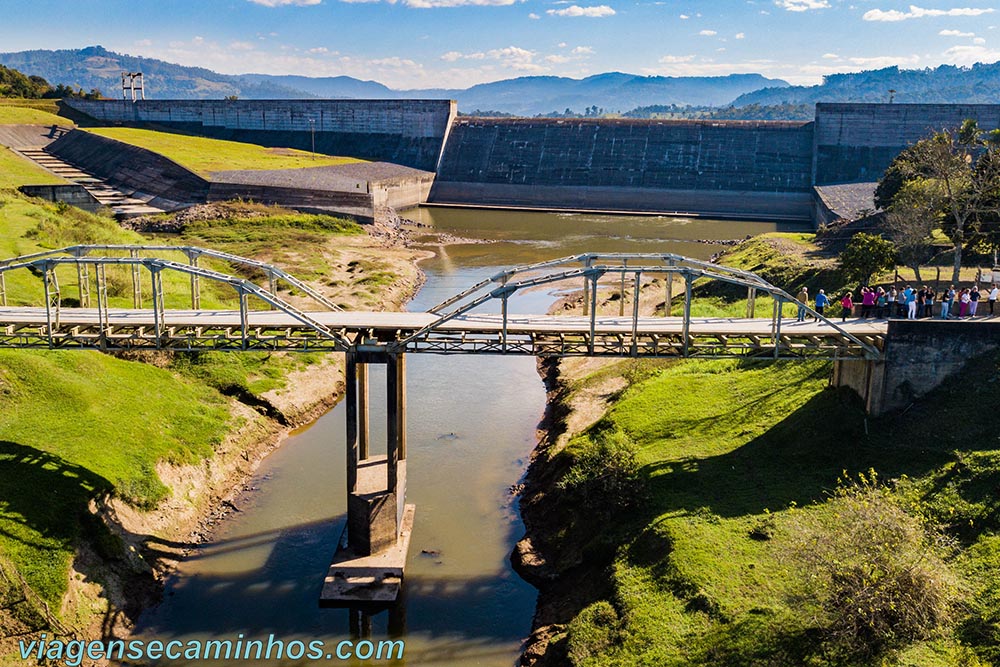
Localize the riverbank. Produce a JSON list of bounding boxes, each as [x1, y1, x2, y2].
[[0, 195, 430, 663], [513, 234, 1000, 666]]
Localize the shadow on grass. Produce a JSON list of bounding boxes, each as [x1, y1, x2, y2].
[[639, 357, 1000, 521], [0, 440, 111, 551]]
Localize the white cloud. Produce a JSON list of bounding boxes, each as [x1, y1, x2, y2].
[[529, 11, 540, 17], [546, 54, 572, 63], [679, 13, 689, 18], [405, 0, 517, 7], [863, 5, 995, 22], [658, 54, 696, 63], [974, 37, 987, 44], [735, 32, 746, 39], [846, 54, 921, 67], [230, 41, 256, 51], [939, 29, 975, 36], [822, 52, 840, 59], [942, 43, 1000, 63], [247, 0, 321, 6], [440, 51, 463, 61], [699, 29, 717, 35], [775, 0, 830, 11], [572, 46, 594, 54], [546, 4, 616, 16]]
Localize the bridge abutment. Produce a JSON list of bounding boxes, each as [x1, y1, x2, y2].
[[832, 320, 1000, 416]]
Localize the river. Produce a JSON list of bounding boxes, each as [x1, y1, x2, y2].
[[133, 208, 804, 665]]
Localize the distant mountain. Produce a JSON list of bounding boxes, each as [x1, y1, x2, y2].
[[240, 73, 396, 99], [0, 46, 788, 115], [732, 62, 1000, 107], [405, 72, 790, 116], [0, 46, 309, 100]]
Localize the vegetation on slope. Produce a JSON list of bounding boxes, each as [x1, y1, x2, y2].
[[529, 233, 1000, 666], [86, 127, 364, 175], [0, 192, 388, 656], [0, 146, 64, 187]]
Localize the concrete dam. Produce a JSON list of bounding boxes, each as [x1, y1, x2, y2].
[[62, 99, 1000, 224]]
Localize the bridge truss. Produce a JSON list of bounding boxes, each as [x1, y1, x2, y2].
[[0, 246, 885, 359]]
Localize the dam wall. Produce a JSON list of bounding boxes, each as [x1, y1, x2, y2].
[[58, 100, 1000, 223], [431, 117, 815, 220], [46, 129, 398, 223], [814, 103, 1000, 185], [63, 99, 457, 172]]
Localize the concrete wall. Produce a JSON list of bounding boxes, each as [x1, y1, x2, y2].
[[814, 103, 1000, 185], [18, 184, 101, 212], [833, 320, 1000, 415], [47, 130, 209, 209], [64, 99, 457, 172], [431, 117, 815, 220]]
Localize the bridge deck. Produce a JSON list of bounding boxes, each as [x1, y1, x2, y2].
[[0, 307, 887, 358]]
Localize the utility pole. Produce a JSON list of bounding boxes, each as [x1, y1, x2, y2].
[[309, 118, 316, 159]]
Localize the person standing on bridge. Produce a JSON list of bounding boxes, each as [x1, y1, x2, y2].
[[904, 285, 917, 319], [970, 285, 981, 317], [796, 286, 809, 322], [946, 285, 957, 318], [895, 287, 906, 318], [876, 287, 887, 319], [840, 292, 854, 322], [815, 289, 828, 318], [959, 289, 971, 318], [939, 287, 951, 319], [990, 284, 999, 316]]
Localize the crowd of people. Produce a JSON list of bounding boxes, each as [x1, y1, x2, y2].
[[793, 284, 1000, 321]]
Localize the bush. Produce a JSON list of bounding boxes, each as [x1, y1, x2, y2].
[[784, 472, 960, 662], [558, 428, 644, 517], [566, 600, 622, 665]]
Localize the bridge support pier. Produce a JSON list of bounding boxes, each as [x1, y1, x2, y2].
[[321, 350, 414, 607]]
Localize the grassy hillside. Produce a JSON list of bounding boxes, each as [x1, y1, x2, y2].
[[86, 127, 364, 175], [533, 234, 1000, 666], [0, 193, 376, 654], [0, 101, 65, 126], [0, 146, 64, 187]]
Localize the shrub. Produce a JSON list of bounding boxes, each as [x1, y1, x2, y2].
[[566, 600, 622, 665], [558, 428, 644, 516], [784, 472, 960, 662]]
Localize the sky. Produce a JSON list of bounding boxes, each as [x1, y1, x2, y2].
[[1, 0, 999, 89]]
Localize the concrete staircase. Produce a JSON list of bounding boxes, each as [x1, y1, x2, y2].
[[15, 145, 167, 217]]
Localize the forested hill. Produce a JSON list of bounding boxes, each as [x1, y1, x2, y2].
[[732, 62, 1000, 107]]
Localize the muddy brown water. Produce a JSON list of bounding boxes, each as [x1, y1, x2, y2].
[[133, 208, 804, 665]]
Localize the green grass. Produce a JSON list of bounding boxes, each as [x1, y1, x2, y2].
[[0, 146, 65, 188], [0, 101, 66, 126], [556, 355, 1000, 666], [86, 127, 365, 175], [547, 234, 1000, 666], [0, 192, 385, 634]]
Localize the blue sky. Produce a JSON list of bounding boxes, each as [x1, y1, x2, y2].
[[1, 0, 998, 89]]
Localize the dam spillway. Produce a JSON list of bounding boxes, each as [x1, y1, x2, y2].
[[61, 99, 1000, 224]]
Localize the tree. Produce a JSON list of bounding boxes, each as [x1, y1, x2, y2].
[[840, 232, 896, 286], [883, 183, 939, 283], [876, 120, 1000, 283]]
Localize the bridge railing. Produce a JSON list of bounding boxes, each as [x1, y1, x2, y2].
[[402, 253, 881, 359], [0, 246, 349, 350], [0, 244, 341, 312]]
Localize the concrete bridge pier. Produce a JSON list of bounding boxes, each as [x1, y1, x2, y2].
[[320, 350, 415, 607]]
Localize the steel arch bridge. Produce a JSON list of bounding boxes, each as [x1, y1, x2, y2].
[[0, 245, 886, 360]]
